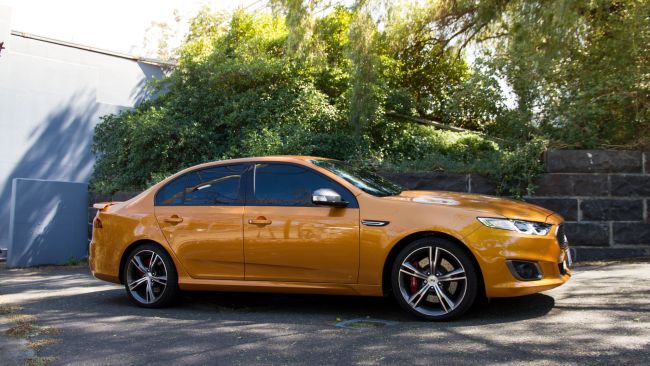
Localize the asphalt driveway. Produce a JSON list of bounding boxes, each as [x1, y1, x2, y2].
[[1, 261, 649, 365]]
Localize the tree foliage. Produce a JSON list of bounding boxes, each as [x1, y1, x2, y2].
[[91, 0, 646, 195], [434, 0, 650, 147], [504, 0, 650, 148]]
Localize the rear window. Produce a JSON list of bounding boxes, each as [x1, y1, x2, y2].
[[155, 164, 246, 206]]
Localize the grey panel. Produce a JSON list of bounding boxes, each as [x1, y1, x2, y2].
[[8, 178, 88, 267]]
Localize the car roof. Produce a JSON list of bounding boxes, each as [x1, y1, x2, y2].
[[143, 155, 365, 199], [215, 155, 333, 163], [167, 156, 335, 178]]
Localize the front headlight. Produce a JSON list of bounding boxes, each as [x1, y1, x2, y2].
[[477, 217, 552, 236]]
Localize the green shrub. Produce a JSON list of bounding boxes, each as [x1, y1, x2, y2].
[[487, 140, 547, 197], [90, 7, 547, 197], [378, 125, 546, 197]]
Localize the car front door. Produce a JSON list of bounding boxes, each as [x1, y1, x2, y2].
[[155, 163, 248, 280], [243, 162, 360, 284]]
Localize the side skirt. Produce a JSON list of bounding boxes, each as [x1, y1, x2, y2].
[[178, 278, 382, 297]]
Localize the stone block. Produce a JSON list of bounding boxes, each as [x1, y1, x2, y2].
[[545, 150, 642, 173], [580, 199, 643, 221], [89, 192, 111, 204], [469, 174, 496, 195], [379, 172, 468, 192], [88, 207, 99, 224], [535, 174, 608, 196], [573, 247, 650, 262], [524, 198, 578, 221], [564, 222, 609, 246], [613, 223, 650, 245], [610, 175, 650, 197]]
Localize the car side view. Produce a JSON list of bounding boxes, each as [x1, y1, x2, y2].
[[89, 156, 571, 320]]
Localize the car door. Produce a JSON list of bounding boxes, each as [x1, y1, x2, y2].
[[154, 163, 248, 280], [243, 162, 360, 284]]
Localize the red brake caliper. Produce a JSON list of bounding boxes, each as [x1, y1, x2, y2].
[[409, 261, 420, 294]]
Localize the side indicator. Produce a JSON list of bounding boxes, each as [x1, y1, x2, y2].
[[361, 220, 389, 227]]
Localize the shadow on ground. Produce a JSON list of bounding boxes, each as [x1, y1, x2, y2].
[[1, 264, 649, 365], [175, 290, 555, 325]]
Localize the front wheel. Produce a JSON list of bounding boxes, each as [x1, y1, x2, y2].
[[124, 243, 179, 308], [391, 238, 478, 320]]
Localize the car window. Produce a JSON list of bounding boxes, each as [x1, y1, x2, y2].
[[253, 163, 357, 207], [310, 159, 403, 197], [155, 175, 187, 205], [155, 164, 246, 206], [184, 165, 245, 205]]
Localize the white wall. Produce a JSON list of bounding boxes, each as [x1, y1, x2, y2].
[[0, 5, 164, 247]]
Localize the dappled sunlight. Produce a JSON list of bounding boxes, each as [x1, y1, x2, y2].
[[0, 263, 648, 364], [0, 284, 119, 304]]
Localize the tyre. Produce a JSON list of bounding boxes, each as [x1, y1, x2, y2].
[[123, 243, 179, 308], [391, 237, 478, 320]]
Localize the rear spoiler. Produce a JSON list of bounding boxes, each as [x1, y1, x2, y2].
[[93, 202, 121, 211]]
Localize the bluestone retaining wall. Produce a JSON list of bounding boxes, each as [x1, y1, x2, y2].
[[383, 150, 650, 261], [89, 150, 650, 262]]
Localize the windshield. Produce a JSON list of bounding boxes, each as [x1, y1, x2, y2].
[[310, 159, 404, 197]]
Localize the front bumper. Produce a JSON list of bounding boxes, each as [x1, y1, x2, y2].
[[465, 219, 572, 298]]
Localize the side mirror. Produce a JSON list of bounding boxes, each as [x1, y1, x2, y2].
[[312, 188, 349, 208]]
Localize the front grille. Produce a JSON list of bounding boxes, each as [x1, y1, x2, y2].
[[556, 224, 568, 249]]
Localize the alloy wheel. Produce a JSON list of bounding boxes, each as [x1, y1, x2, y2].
[[397, 246, 468, 317], [126, 250, 168, 304]]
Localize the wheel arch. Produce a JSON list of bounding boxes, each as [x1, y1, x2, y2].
[[118, 239, 175, 284], [381, 231, 486, 299]]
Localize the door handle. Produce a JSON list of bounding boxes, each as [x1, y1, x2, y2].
[[248, 217, 272, 226], [164, 215, 184, 224]]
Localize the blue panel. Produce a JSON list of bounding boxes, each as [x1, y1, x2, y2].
[[8, 178, 88, 267]]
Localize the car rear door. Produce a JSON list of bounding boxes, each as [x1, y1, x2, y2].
[[154, 163, 249, 280], [243, 162, 360, 284]]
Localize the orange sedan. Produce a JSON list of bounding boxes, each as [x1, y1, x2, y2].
[[89, 156, 571, 320]]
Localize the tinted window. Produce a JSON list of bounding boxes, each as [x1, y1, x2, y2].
[[155, 175, 187, 205], [310, 159, 403, 197], [253, 163, 357, 207], [155, 164, 245, 206]]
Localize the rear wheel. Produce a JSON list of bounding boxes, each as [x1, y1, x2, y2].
[[124, 243, 178, 308], [391, 238, 478, 320]]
